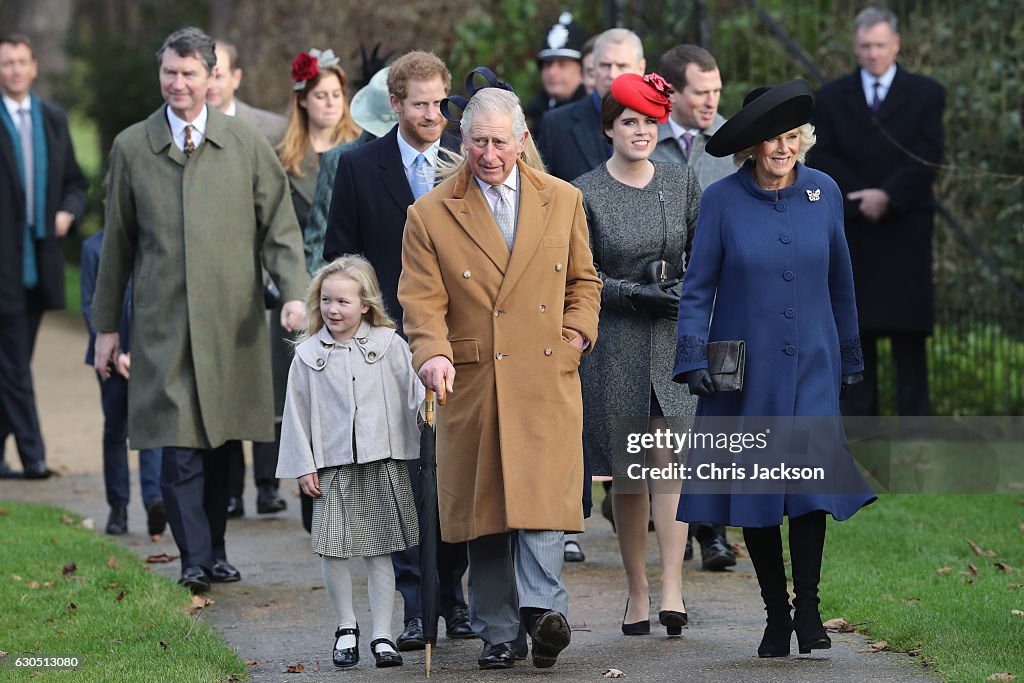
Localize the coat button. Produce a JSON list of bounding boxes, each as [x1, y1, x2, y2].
[[784, 307, 795, 318], [367, 351, 377, 360], [544, 348, 552, 356], [539, 304, 546, 313], [495, 353, 504, 360], [780, 233, 792, 244], [463, 270, 471, 278], [315, 358, 325, 368], [784, 345, 796, 355], [357, 338, 366, 345], [775, 202, 787, 212], [494, 310, 501, 317], [555, 263, 563, 272], [783, 270, 794, 281]]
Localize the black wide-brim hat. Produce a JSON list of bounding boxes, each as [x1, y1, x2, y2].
[[705, 79, 814, 158]]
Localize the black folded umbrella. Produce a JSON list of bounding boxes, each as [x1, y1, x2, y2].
[[417, 389, 440, 677]]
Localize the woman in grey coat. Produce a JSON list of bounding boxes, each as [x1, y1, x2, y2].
[[573, 73, 700, 637]]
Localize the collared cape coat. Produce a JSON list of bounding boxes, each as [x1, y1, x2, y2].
[[91, 106, 308, 451], [398, 160, 602, 543]]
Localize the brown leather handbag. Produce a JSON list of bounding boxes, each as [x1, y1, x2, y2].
[[707, 340, 745, 392]]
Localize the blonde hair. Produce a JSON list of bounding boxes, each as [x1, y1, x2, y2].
[[279, 64, 362, 176], [733, 122, 816, 166], [303, 255, 395, 339]]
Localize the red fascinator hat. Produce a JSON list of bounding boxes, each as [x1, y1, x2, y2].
[[610, 73, 673, 123]]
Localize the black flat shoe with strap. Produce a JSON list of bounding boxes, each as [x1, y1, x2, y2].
[[333, 626, 359, 668], [370, 638, 403, 668]]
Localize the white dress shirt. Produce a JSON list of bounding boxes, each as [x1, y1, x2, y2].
[[475, 165, 520, 226], [165, 104, 209, 152], [396, 128, 442, 189], [860, 64, 897, 108]]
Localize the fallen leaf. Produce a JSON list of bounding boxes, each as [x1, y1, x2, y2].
[[986, 674, 1016, 681], [823, 618, 848, 631], [1012, 610, 1024, 617], [900, 597, 920, 605], [28, 580, 40, 588], [1019, 523, 1024, 531], [882, 593, 896, 601], [0, 507, 8, 515], [908, 649, 921, 657], [936, 567, 953, 575], [81, 518, 94, 530], [285, 664, 305, 673], [11, 574, 21, 581], [145, 553, 179, 564], [603, 669, 625, 679], [187, 595, 213, 614], [62, 562, 77, 576], [114, 591, 126, 602], [109, 582, 119, 589], [0, 650, 7, 658], [42, 581, 55, 588], [60, 515, 75, 525], [244, 659, 263, 666], [159, 641, 169, 651], [967, 539, 997, 557], [1008, 584, 1024, 589], [996, 562, 1014, 573], [856, 640, 888, 653], [66, 602, 77, 611], [968, 563, 980, 576], [107, 555, 119, 569]]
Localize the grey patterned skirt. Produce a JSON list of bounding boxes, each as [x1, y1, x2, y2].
[[311, 459, 420, 558]]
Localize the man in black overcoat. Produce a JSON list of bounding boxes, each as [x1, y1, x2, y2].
[[322, 49, 473, 651], [808, 7, 945, 416], [0, 34, 87, 479]]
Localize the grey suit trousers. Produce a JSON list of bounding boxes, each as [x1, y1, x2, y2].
[[466, 530, 567, 645]]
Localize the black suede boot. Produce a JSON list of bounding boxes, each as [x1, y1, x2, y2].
[[743, 525, 792, 658], [789, 511, 831, 654]]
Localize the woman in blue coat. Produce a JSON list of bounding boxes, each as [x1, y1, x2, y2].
[[672, 80, 875, 658]]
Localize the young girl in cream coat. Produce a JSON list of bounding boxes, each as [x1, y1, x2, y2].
[[277, 255, 422, 669]]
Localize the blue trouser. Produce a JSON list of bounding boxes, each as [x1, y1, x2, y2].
[[392, 458, 469, 622], [161, 445, 231, 571], [96, 372, 162, 508]]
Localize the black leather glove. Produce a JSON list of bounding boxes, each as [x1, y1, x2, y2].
[[628, 282, 679, 320], [839, 372, 863, 400], [680, 368, 717, 397]]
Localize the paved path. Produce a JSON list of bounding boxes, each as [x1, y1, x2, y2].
[[1, 314, 938, 682]]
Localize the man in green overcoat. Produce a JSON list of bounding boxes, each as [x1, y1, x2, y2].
[[91, 27, 308, 594]]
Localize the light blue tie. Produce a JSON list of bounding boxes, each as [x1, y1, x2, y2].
[[411, 153, 432, 200], [19, 109, 33, 225]]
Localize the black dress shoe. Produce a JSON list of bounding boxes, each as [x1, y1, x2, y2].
[[370, 638, 403, 667], [105, 506, 128, 535], [529, 610, 571, 668], [178, 566, 211, 594], [700, 537, 738, 571], [397, 617, 425, 651], [793, 605, 831, 654], [658, 610, 688, 636], [333, 626, 359, 668], [256, 484, 287, 514], [477, 641, 515, 669], [209, 559, 241, 583], [22, 463, 52, 480], [445, 605, 476, 639], [684, 535, 694, 561], [226, 496, 244, 518], [146, 499, 166, 536], [758, 608, 793, 658], [0, 461, 23, 479], [563, 539, 585, 562]]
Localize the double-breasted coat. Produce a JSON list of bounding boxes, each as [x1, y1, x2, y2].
[[398, 160, 602, 543], [808, 66, 945, 333], [673, 163, 875, 526], [91, 106, 308, 451]]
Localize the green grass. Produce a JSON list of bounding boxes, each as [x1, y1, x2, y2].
[[0, 501, 246, 682], [818, 494, 1024, 682]]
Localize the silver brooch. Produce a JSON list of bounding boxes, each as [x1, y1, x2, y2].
[[806, 188, 821, 202]]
